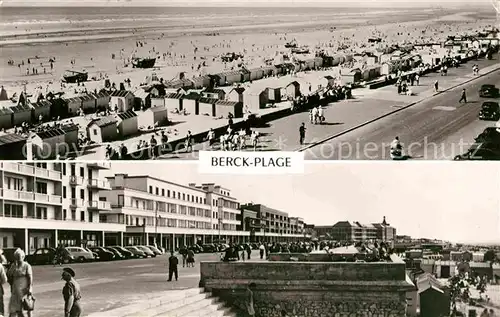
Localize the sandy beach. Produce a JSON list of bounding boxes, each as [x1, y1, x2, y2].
[[0, 7, 495, 98]]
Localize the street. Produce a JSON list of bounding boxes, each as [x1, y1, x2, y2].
[[2, 253, 223, 317], [158, 57, 500, 160]]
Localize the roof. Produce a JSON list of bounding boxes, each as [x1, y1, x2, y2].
[[88, 116, 117, 128], [110, 90, 134, 98], [198, 97, 218, 104], [60, 123, 79, 133], [229, 87, 245, 94], [417, 274, 445, 294], [95, 91, 110, 98], [36, 128, 66, 139], [215, 100, 241, 107], [133, 89, 150, 100], [165, 93, 184, 99], [216, 70, 242, 77], [116, 110, 137, 120], [10, 103, 32, 113], [148, 106, 168, 113], [191, 75, 211, 82], [203, 88, 226, 94], [470, 262, 491, 268], [0, 133, 26, 146], [32, 100, 51, 109], [183, 92, 200, 100], [0, 107, 14, 116], [287, 81, 300, 87]]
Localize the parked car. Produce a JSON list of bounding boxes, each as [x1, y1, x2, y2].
[[25, 247, 70, 265], [105, 247, 126, 260], [146, 245, 163, 256], [454, 143, 500, 160], [84, 248, 99, 261], [109, 246, 135, 259], [201, 244, 217, 253], [475, 127, 500, 143], [136, 246, 156, 257], [66, 247, 95, 262], [124, 246, 147, 258], [90, 247, 115, 261], [189, 245, 203, 253], [479, 102, 500, 121], [479, 84, 499, 98]]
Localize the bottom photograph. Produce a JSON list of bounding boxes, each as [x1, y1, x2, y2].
[[0, 162, 499, 317]]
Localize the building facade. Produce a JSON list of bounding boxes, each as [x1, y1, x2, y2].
[[0, 162, 119, 253], [315, 217, 396, 242]]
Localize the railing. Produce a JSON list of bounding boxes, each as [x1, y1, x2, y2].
[[88, 179, 111, 189], [88, 200, 111, 210], [2, 162, 35, 175], [69, 175, 84, 186], [35, 192, 63, 204], [2, 189, 62, 204], [70, 199, 85, 208], [35, 168, 62, 180], [88, 162, 111, 169]]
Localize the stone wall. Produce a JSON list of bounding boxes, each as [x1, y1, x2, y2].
[[200, 260, 415, 317]]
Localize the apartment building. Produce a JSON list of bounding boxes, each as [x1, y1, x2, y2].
[[0, 162, 120, 254], [100, 175, 247, 250], [239, 203, 307, 242], [315, 217, 396, 242]]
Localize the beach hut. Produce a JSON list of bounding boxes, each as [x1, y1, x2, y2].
[[80, 94, 97, 113], [0, 133, 27, 160], [64, 97, 82, 115], [361, 66, 381, 81], [115, 110, 138, 137], [324, 76, 335, 87], [11, 103, 33, 127], [95, 91, 110, 110], [87, 116, 118, 144], [198, 97, 218, 117], [417, 274, 450, 317], [138, 106, 169, 128], [213, 70, 243, 86], [31, 100, 51, 122], [190, 75, 212, 89], [133, 89, 151, 110], [341, 68, 362, 84], [32, 128, 67, 159], [164, 93, 184, 111], [286, 81, 301, 99], [150, 98, 165, 108], [226, 87, 245, 103], [166, 78, 194, 90], [215, 100, 243, 119], [244, 88, 269, 112], [240, 68, 251, 82], [202, 88, 226, 100], [247, 67, 265, 81], [110, 90, 135, 112], [182, 92, 200, 115], [381, 62, 396, 75], [0, 107, 14, 130], [60, 123, 79, 152], [275, 63, 296, 76], [261, 66, 279, 77], [266, 87, 282, 103]]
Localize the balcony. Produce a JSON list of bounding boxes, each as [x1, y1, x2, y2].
[[0, 162, 62, 180], [88, 200, 112, 211], [2, 189, 62, 205], [69, 175, 84, 186], [70, 199, 85, 208], [88, 162, 111, 170], [88, 179, 111, 190], [0, 215, 125, 231]]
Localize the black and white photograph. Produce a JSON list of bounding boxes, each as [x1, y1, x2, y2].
[[0, 162, 499, 316], [2, 0, 500, 160]]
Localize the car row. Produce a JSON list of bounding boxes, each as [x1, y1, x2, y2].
[[1, 245, 165, 266]]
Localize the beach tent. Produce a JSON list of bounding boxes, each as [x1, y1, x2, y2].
[[86, 116, 118, 144], [64, 97, 82, 115], [80, 94, 98, 113], [138, 106, 168, 128], [266, 87, 282, 103], [417, 274, 449, 317], [0, 133, 27, 160], [226, 87, 245, 103], [212, 70, 243, 86], [0, 86, 8, 101], [239, 68, 251, 83], [215, 100, 243, 119], [115, 110, 138, 137], [341, 69, 362, 84], [164, 93, 184, 111]]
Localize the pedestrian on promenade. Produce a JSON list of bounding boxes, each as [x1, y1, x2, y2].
[[206, 128, 215, 149], [415, 74, 420, 86], [434, 80, 439, 92], [459, 89, 467, 103], [245, 244, 252, 260], [299, 123, 306, 145], [0, 253, 7, 317], [244, 283, 256, 317], [62, 268, 82, 317], [259, 244, 265, 259], [185, 131, 193, 153], [179, 246, 188, 267], [186, 249, 195, 268], [7, 249, 33, 317], [167, 251, 178, 282]]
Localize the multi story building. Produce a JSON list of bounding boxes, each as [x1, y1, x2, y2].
[[315, 217, 396, 242], [239, 203, 307, 242], [0, 162, 120, 253], [100, 175, 247, 249]]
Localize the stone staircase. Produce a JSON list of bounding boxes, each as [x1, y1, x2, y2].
[[87, 288, 237, 317]]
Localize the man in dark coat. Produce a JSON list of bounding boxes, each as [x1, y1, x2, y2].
[[168, 251, 179, 282]]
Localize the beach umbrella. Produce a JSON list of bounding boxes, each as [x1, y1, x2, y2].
[[0, 86, 8, 101]]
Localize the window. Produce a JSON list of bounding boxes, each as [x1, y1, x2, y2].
[[187, 194, 190, 201], [80, 167, 84, 177], [149, 186, 153, 194], [88, 212, 93, 222], [80, 211, 85, 221], [167, 190, 170, 197], [36, 182, 47, 194], [35, 207, 47, 219], [182, 193, 185, 200], [118, 195, 124, 207], [63, 186, 67, 199], [63, 209, 67, 220], [155, 187, 159, 195], [62, 164, 66, 175], [93, 129, 98, 136], [80, 189, 84, 199], [173, 191, 176, 199], [71, 210, 76, 220], [6, 177, 23, 191], [5, 204, 23, 218], [71, 187, 76, 199], [162, 189, 165, 196]]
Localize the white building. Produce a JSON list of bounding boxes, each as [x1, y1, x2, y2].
[[100, 175, 246, 249], [0, 162, 121, 254]]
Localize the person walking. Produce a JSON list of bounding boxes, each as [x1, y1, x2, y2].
[[179, 246, 188, 268], [299, 123, 306, 145], [434, 80, 438, 92], [459, 88, 467, 103], [185, 131, 193, 153], [0, 255, 7, 317], [7, 249, 33, 317], [245, 283, 256, 317], [259, 243, 265, 259], [167, 251, 178, 282], [245, 244, 252, 260], [186, 249, 195, 268], [62, 268, 82, 317]]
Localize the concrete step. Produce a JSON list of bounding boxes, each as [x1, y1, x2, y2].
[[152, 295, 221, 317], [140, 292, 213, 317], [207, 306, 238, 317]]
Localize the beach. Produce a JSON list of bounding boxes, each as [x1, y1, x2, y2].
[[0, 6, 495, 96]]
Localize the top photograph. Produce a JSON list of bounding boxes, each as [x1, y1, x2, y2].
[[0, 0, 499, 161]]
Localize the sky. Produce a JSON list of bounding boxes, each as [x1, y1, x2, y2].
[[102, 162, 500, 244], [1, 0, 493, 6]]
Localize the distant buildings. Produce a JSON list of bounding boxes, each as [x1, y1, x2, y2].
[[314, 216, 396, 242]]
